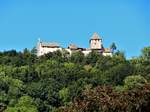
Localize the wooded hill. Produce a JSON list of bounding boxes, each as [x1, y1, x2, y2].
[[0, 47, 150, 112]]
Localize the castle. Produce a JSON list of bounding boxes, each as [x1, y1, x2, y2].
[[37, 33, 112, 56]]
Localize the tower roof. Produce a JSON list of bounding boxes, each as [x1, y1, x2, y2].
[[91, 32, 102, 40], [68, 44, 78, 50]]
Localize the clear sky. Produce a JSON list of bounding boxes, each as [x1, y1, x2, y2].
[[0, 0, 149, 58]]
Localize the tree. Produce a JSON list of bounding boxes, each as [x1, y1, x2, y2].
[[95, 56, 112, 71], [59, 87, 70, 105], [123, 75, 147, 90], [1, 46, 150, 112], [85, 51, 102, 66], [70, 51, 85, 64], [31, 47, 37, 55], [0, 72, 23, 98], [142, 46, 150, 60], [61, 84, 150, 112], [5, 96, 38, 112], [110, 42, 117, 53]]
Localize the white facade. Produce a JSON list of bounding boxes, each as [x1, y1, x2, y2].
[[37, 42, 62, 56], [37, 33, 113, 57], [82, 50, 92, 56]]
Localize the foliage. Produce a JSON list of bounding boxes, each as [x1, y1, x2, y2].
[[61, 84, 150, 112], [142, 46, 150, 60], [4, 96, 38, 112], [0, 46, 150, 112]]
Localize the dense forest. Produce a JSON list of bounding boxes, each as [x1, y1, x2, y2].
[[0, 46, 150, 112]]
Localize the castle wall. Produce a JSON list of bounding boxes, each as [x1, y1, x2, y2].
[[36, 33, 112, 57], [37, 43, 62, 56]]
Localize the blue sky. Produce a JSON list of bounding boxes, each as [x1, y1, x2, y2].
[[0, 0, 149, 58]]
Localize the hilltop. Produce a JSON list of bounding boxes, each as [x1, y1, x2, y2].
[[0, 46, 150, 112]]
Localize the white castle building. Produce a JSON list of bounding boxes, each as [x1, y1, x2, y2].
[[37, 33, 112, 57]]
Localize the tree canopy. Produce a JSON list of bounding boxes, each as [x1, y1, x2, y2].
[[0, 46, 150, 112]]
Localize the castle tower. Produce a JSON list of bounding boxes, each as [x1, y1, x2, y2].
[[90, 32, 103, 49]]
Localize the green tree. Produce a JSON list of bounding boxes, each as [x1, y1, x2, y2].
[[5, 96, 38, 112], [59, 87, 70, 105], [31, 47, 37, 55], [85, 51, 101, 66], [142, 46, 150, 60], [70, 51, 85, 64], [123, 75, 147, 90]]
